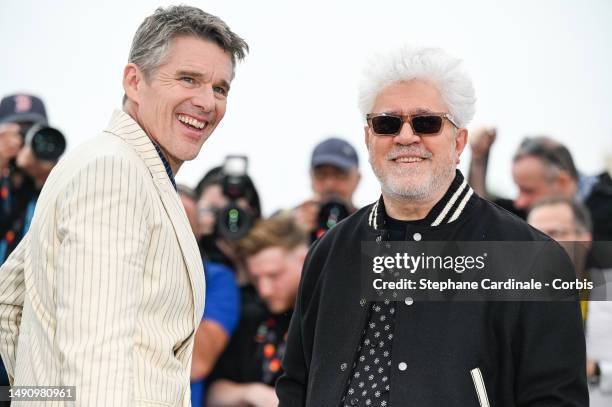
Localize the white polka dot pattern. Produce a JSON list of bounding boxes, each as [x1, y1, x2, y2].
[[341, 300, 396, 406]]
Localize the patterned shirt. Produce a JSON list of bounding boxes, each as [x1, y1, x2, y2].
[[152, 141, 177, 191]]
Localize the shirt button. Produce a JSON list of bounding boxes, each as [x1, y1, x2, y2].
[[413, 232, 422, 241], [404, 296, 414, 306], [350, 398, 359, 406], [340, 362, 348, 371], [359, 298, 367, 307], [398, 362, 408, 371]]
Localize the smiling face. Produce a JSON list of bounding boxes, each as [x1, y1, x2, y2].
[[123, 35, 233, 173], [365, 80, 467, 202]]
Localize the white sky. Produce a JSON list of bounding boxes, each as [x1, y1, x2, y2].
[[2, 0, 611, 214]]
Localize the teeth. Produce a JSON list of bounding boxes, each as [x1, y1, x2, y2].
[[395, 157, 423, 163], [177, 114, 205, 130]]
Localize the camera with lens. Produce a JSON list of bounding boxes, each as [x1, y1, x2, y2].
[[20, 123, 66, 161], [312, 196, 351, 240], [213, 155, 254, 241]]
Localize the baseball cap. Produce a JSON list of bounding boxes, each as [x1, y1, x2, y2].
[[311, 137, 359, 171], [0, 94, 48, 125]]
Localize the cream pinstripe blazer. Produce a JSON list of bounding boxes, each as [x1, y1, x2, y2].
[[0, 110, 205, 406]]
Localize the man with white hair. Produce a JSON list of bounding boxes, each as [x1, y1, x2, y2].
[[276, 47, 588, 406]]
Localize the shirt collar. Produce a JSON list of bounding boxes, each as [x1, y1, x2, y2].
[[151, 141, 177, 191], [368, 170, 475, 231]]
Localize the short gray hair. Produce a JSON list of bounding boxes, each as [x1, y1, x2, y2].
[[358, 46, 476, 128], [129, 5, 248, 80], [513, 136, 579, 183], [530, 196, 592, 234]]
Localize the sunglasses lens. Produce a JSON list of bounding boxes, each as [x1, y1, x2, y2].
[[371, 116, 402, 135], [412, 115, 443, 134]]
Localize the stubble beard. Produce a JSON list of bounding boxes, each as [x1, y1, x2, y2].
[[369, 143, 456, 202]]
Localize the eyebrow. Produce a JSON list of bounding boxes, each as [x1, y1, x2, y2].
[[176, 70, 231, 92], [176, 70, 204, 79], [218, 79, 231, 92], [412, 108, 435, 114], [383, 107, 436, 115]]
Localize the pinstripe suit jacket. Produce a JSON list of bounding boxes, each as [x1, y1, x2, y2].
[[0, 110, 205, 406]]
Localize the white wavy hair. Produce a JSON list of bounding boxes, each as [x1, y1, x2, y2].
[[358, 46, 476, 128]]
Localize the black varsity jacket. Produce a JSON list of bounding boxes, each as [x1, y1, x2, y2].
[[276, 171, 588, 406]]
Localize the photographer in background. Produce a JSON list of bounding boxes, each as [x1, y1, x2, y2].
[[293, 137, 361, 241], [0, 93, 65, 264], [207, 215, 307, 407], [0, 93, 65, 390], [195, 157, 262, 287], [192, 159, 262, 406], [468, 128, 598, 218]]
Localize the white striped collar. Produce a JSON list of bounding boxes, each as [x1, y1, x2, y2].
[[368, 170, 475, 230]]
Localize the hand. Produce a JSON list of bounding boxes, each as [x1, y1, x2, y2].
[[0, 123, 22, 165], [196, 184, 230, 236], [587, 359, 596, 378], [244, 383, 279, 407], [197, 206, 216, 236], [469, 126, 496, 158], [293, 199, 319, 234]]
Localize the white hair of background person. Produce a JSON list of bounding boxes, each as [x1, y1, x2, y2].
[[358, 46, 476, 128]]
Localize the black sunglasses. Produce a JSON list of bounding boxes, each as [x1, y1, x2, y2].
[[366, 112, 459, 136]]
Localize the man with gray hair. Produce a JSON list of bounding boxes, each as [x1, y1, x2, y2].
[[468, 130, 594, 219], [0, 5, 247, 406], [528, 196, 612, 407], [277, 46, 587, 406]]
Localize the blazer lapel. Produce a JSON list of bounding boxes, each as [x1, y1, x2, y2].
[[103, 110, 205, 326], [154, 182, 205, 326]]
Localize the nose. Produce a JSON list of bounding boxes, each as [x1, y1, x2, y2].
[[514, 193, 530, 210], [393, 120, 421, 145], [321, 176, 338, 193], [192, 85, 216, 113], [257, 279, 274, 299]]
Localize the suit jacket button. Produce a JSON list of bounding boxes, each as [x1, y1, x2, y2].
[[398, 362, 408, 371], [404, 296, 414, 306], [413, 232, 422, 241], [350, 397, 359, 405], [340, 362, 348, 371], [359, 298, 367, 307]]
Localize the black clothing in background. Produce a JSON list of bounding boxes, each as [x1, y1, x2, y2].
[[585, 171, 612, 242], [209, 299, 292, 387]]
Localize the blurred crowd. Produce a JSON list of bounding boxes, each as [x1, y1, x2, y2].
[[1, 92, 611, 406]]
